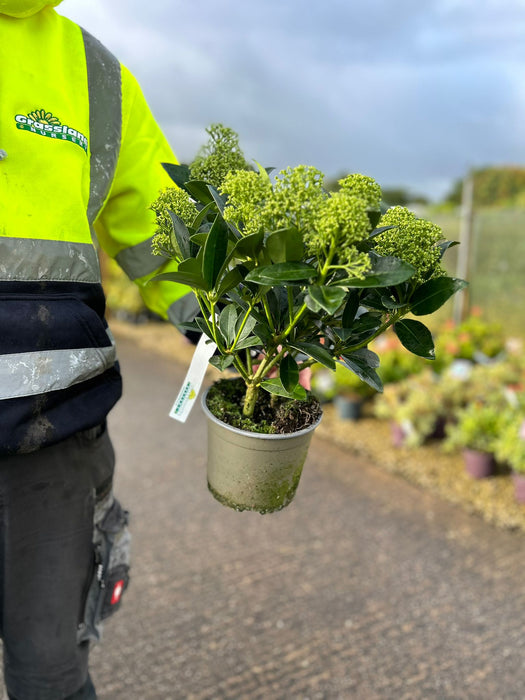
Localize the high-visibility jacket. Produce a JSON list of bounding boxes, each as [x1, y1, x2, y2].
[[0, 2, 195, 455]]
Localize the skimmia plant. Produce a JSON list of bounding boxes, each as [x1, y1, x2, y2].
[[151, 125, 466, 422]]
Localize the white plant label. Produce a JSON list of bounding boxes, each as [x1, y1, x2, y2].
[[169, 334, 217, 423]]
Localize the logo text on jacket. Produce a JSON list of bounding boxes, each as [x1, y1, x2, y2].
[[14, 110, 88, 153]]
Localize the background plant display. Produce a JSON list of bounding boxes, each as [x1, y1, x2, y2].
[[151, 124, 466, 431]]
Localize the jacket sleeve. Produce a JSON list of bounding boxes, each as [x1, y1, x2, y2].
[[93, 65, 199, 328]]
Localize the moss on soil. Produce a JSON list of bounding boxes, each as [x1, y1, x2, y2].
[[206, 377, 322, 434]]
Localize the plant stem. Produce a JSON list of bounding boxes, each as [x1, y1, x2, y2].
[[243, 382, 259, 418]]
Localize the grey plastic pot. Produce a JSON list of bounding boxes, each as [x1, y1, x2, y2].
[[201, 386, 322, 514]]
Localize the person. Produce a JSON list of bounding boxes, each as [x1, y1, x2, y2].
[[0, 2, 195, 698]]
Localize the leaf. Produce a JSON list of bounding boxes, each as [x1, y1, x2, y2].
[[150, 269, 208, 291], [266, 228, 304, 263], [216, 266, 244, 297], [437, 240, 460, 260], [341, 292, 359, 328], [280, 354, 300, 393], [337, 256, 416, 288], [236, 313, 257, 340], [394, 319, 435, 359], [245, 262, 316, 285], [209, 354, 235, 371], [367, 209, 381, 230], [202, 215, 229, 289], [341, 349, 383, 393], [261, 377, 307, 400], [369, 225, 395, 239], [288, 341, 336, 371], [195, 316, 214, 339], [191, 201, 215, 232], [189, 233, 208, 247], [219, 305, 238, 345], [207, 184, 228, 214], [234, 335, 262, 351], [168, 211, 191, 259], [266, 287, 288, 327], [410, 277, 468, 316], [339, 312, 382, 343], [185, 180, 214, 205], [232, 231, 265, 259], [306, 285, 346, 314], [162, 162, 190, 188]]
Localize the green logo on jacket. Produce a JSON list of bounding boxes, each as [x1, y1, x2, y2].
[[14, 109, 88, 153]]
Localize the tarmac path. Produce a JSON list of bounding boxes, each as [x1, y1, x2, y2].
[[12, 335, 525, 699]]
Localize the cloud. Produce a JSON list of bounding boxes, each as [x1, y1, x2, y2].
[[60, 0, 525, 199]]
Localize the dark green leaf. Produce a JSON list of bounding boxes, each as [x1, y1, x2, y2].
[[306, 285, 346, 314], [185, 180, 214, 204], [191, 201, 215, 232], [280, 354, 300, 393], [234, 335, 262, 351], [209, 354, 235, 371], [207, 185, 228, 214], [195, 316, 214, 339], [394, 319, 435, 359], [341, 349, 383, 393], [168, 211, 191, 259], [219, 305, 238, 345], [410, 277, 468, 316], [261, 377, 307, 400], [232, 232, 265, 259], [189, 233, 208, 246], [266, 228, 304, 263], [162, 162, 190, 188], [339, 312, 382, 343], [236, 313, 257, 340], [367, 209, 381, 229], [202, 216, 229, 289], [437, 240, 460, 260], [337, 256, 416, 288], [288, 341, 336, 370], [216, 266, 244, 297], [369, 225, 395, 239], [342, 292, 360, 328], [266, 287, 288, 328], [245, 262, 316, 285], [150, 269, 208, 291]]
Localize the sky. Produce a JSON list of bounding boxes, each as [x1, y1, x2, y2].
[[59, 0, 525, 202]]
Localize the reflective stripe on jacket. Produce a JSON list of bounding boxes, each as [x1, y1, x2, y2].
[[0, 8, 194, 454]]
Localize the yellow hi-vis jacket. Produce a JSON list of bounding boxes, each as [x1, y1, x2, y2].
[[0, 2, 195, 454]]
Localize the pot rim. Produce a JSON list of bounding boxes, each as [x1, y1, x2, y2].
[[201, 384, 323, 441]]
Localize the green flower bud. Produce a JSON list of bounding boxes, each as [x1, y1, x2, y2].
[[374, 206, 444, 283]]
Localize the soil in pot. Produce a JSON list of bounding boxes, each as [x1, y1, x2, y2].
[[205, 377, 322, 434]]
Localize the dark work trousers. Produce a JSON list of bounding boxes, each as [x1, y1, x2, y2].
[[0, 424, 115, 700]]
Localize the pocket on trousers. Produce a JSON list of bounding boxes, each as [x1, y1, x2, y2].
[[77, 491, 131, 644]]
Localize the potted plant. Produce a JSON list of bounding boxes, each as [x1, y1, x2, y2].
[[444, 401, 505, 478], [150, 124, 466, 513], [374, 369, 447, 447], [494, 408, 525, 503], [332, 363, 377, 420]]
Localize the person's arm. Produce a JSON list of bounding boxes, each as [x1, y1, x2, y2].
[[94, 65, 199, 330]]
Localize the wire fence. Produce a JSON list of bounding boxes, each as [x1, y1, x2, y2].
[[431, 207, 525, 336]]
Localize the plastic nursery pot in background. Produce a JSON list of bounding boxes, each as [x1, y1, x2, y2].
[[201, 387, 322, 514], [463, 448, 495, 479], [512, 473, 525, 504], [334, 395, 363, 421]]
